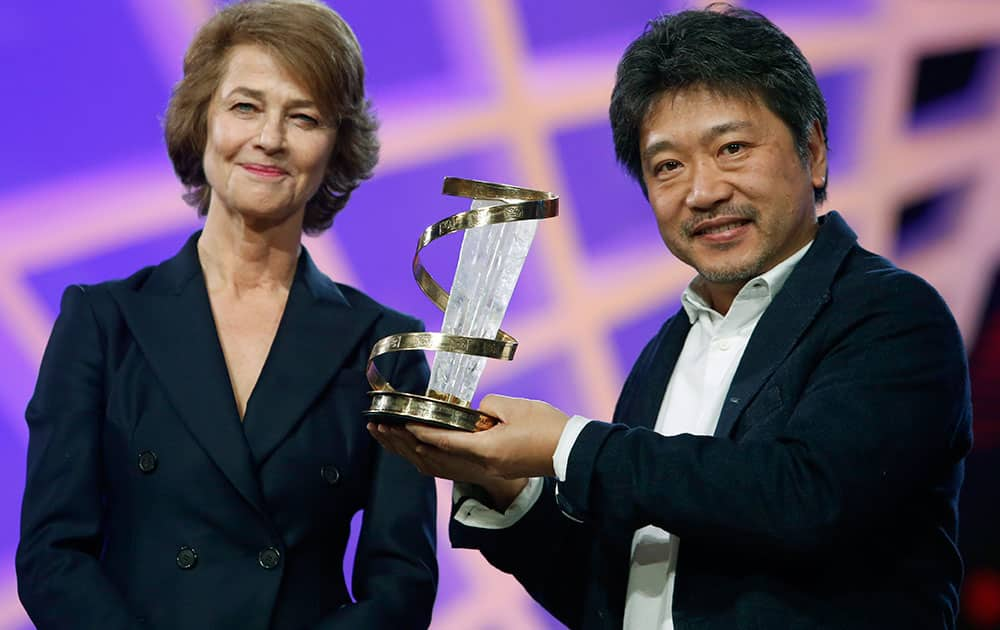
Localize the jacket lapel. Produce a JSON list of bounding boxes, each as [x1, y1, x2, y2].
[[241, 248, 380, 466], [713, 211, 857, 438], [627, 313, 692, 430], [111, 232, 268, 515]]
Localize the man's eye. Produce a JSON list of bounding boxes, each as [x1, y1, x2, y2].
[[723, 143, 744, 155], [658, 160, 681, 173]]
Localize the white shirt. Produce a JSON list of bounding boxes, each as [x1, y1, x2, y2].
[[455, 240, 813, 628]]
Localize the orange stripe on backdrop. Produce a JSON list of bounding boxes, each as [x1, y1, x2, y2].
[[1, 0, 999, 628], [0, 572, 26, 629]]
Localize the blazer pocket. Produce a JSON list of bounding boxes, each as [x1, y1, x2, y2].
[[755, 384, 783, 417], [737, 385, 785, 439]]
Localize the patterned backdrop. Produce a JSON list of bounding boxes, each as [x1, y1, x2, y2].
[[1, 0, 998, 628]]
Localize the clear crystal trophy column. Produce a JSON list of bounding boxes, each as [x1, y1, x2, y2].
[[427, 201, 537, 406], [364, 178, 559, 431]]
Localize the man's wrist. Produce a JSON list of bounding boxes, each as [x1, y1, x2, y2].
[[553, 415, 593, 481], [476, 477, 529, 512]]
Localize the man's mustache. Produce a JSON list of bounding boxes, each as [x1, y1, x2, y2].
[[682, 205, 758, 238]]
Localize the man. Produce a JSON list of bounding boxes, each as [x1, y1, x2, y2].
[[370, 5, 972, 629]]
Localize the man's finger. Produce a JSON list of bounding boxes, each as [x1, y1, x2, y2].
[[367, 423, 398, 453], [370, 423, 423, 462], [480, 394, 518, 420], [407, 423, 485, 454], [373, 424, 493, 483]]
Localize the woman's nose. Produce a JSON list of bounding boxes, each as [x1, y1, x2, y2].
[[254, 115, 286, 152]]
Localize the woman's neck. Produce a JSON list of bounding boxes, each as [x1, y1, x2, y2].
[[197, 207, 303, 296]]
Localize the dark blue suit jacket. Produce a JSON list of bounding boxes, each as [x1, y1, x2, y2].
[[452, 212, 972, 629], [17, 233, 438, 629]]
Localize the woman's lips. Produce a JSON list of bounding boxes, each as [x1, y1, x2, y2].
[[241, 163, 288, 177]]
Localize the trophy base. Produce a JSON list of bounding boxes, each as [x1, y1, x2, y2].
[[365, 391, 498, 432]]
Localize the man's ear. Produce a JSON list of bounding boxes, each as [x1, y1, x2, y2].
[[807, 120, 828, 191]]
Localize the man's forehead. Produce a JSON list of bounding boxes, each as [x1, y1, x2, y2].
[[641, 93, 765, 145]]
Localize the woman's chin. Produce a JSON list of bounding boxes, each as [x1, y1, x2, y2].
[[219, 203, 304, 230]]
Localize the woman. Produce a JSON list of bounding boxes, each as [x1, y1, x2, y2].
[[16, 1, 437, 628]]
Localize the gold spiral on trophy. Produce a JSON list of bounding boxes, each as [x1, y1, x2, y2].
[[364, 177, 559, 432]]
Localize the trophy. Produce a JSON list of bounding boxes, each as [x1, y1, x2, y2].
[[364, 178, 559, 432]]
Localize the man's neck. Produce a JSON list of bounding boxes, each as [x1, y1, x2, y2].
[[691, 276, 744, 316]]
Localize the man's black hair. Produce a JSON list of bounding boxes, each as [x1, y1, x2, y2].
[[610, 3, 829, 202]]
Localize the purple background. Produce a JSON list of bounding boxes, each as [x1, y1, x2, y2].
[[2, 1, 999, 628]]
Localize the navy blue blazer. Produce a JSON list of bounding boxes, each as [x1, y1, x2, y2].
[[17, 233, 437, 629], [453, 212, 972, 629]]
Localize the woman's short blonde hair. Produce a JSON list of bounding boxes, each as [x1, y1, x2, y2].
[[164, 0, 378, 234]]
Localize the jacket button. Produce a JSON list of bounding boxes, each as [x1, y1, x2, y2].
[[320, 464, 340, 485], [137, 450, 158, 473], [176, 546, 197, 569], [258, 546, 281, 570]]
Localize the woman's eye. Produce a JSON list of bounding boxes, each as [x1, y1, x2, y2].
[[232, 102, 257, 114], [291, 113, 320, 128]]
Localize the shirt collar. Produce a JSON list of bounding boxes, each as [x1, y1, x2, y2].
[[680, 239, 814, 324]]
